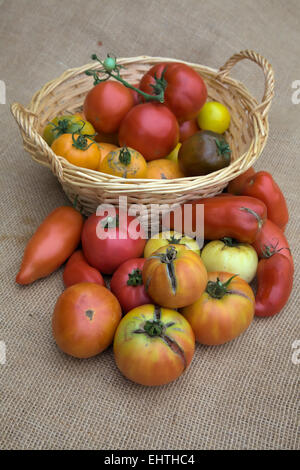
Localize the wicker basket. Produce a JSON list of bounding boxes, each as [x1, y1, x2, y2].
[[11, 50, 274, 220]]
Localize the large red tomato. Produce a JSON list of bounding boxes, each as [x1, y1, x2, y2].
[[81, 209, 146, 274], [139, 62, 207, 122], [113, 304, 195, 386], [118, 102, 179, 161], [52, 283, 122, 358], [110, 258, 151, 313], [181, 272, 255, 345], [83, 80, 134, 133]]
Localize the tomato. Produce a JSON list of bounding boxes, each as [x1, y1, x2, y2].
[[241, 171, 289, 231], [95, 142, 118, 169], [201, 238, 258, 283], [227, 167, 255, 195], [142, 244, 207, 309], [179, 119, 199, 142], [178, 130, 231, 176], [83, 80, 134, 133], [52, 283, 121, 358], [129, 83, 141, 105], [139, 62, 207, 121], [43, 114, 95, 146], [144, 231, 200, 258], [255, 253, 293, 317], [252, 219, 294, 271], [146, 159, 184, 179], [99, 146, 147, 178], [51, 133, 101, 170], [81, 209, 146, 274], [197, 101, 231, 134], [63, 250, 105, 288], [16, 206, 83, 285], [113, 304, 195, 386], [166, 195, 267, 244], [110, 258, 151, 313], [118, 102, 179, 161], [165, 143, 181, 163], [181, 272, 255, 345]]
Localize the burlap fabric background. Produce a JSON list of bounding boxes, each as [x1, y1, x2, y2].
[[0, 0, 299, 450]]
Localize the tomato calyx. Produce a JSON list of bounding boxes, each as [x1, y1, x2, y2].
[[206, 274, 237, 299], [215, 138, 231, 159], [167, 234, 182, 245], [118, 147, 131, 166], [261, 242, 291, 259], [222, 237, 240, 247], [86, 54, 165, 103], [101, 214, 119, 229], [71, 132, 95, 151], [127, 268, 143, 286], [154, 246, 177, 294], [149, 68, 168, 99]]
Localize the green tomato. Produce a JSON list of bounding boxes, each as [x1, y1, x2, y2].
[[43, 114, 95, 146], [201, 238, 258, 283], [197, 101, 230, 134]]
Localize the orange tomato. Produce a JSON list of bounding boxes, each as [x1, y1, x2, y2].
[[51, 133, 100, 170], [181, 272, 255, 345], [146, 159, 185, 179], [52, 283, 122, 358], [113, 304, 195, 386], [99, 146, 147, 178], [96, 142, 118, 169], [142, 244, 207, 308]]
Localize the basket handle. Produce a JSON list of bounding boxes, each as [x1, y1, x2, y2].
[[11, 102, 63, 175], [217, 50, 274, 117]]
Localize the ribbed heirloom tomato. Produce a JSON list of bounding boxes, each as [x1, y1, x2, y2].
[[142, 244, 207, 308], [113, 304, 195, 386], [52, 283, 122, 358], [181, 272, 255, 345]]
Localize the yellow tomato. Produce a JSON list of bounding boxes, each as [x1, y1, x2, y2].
[[145, 159, 184, 179], [43, 114, 95, 146], [165, 143, 182, 163], [197, 101, 231, 134], [201, 238, 258, 283], [99, 146, 147, 178], [51, 133, 100, 170], [144, 231, 200, 258]]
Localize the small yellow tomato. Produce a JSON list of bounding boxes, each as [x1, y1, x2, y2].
[[197, 101, 231, 134], [201, 238, 258, 283], [43, 114, 95, 146], [51, 133, 100, 170], [144, 231, 200, 258], [165, 143, 182, 163]]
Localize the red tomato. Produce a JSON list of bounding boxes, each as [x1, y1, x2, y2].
[[252, 219, 294, 272], [139, 62, 207, 121], [255, 254, 293, 317], [113, 304, 195, 386], [81, 209, 146, 274], [63, 250, 105, 287], [181, 272, 255, 345], [118, 103, 179, 161], [110, 258, 151, 313], [83, 80, 134, 133], [179, 119, 199, 142], [52, 283, 122, 358], [129, 83, 141, 105], [227, 167, 255, 195], [241, 171, 289, 230]]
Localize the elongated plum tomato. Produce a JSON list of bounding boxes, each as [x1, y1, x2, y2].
[[63, 250, 105, 288], [52, 283, 122, 358], [83, 80, 134, 133], [139, 62, 207, 121], [142, 244, 208, 309], [113, 304, 195, 386], [118, 103, 179, 161], [181, 272, 255, 345]]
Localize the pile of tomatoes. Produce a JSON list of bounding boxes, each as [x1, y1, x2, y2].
[[16, 163, 293, 386], [44, 54, 233, 179]]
